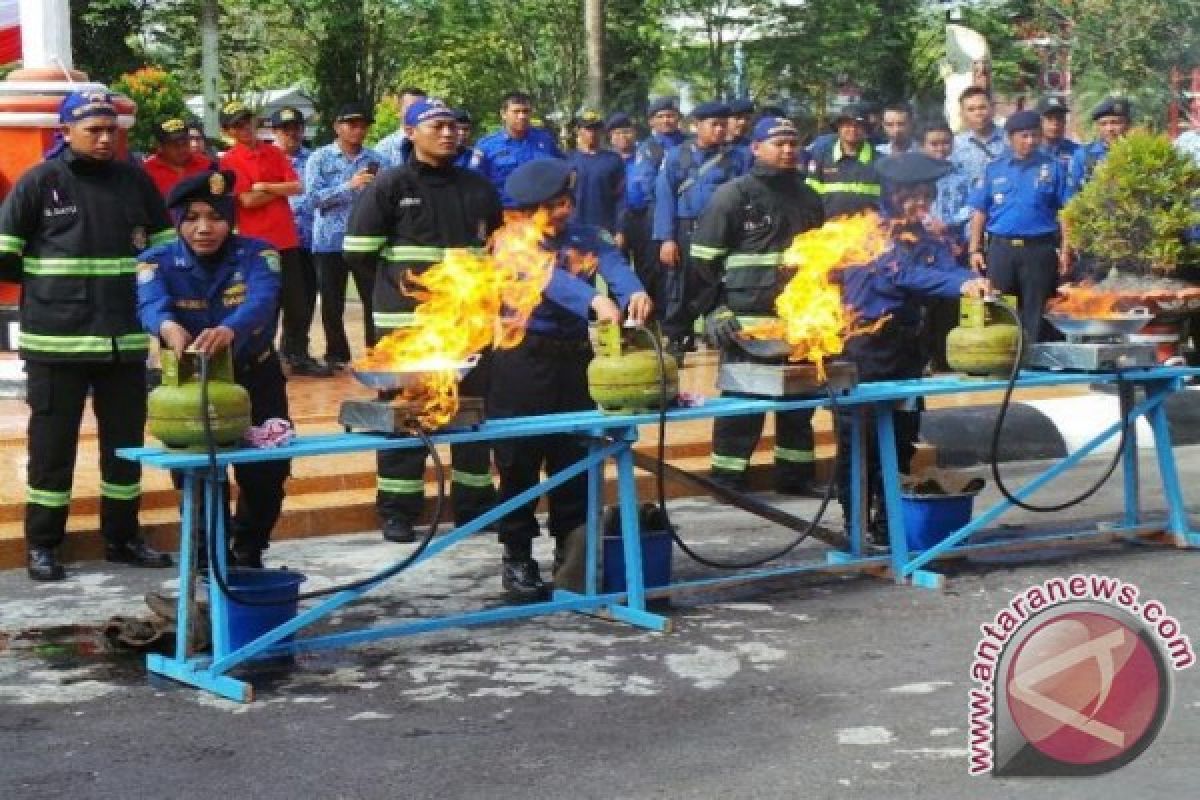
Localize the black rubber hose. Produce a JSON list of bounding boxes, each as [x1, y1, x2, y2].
[[643, 327, 840, 570], [986, 299, 1130, 512], [198, 352, 447, 606]]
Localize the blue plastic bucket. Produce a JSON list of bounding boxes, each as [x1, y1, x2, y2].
[[602, 530, 673, 593], [900, 493, 975, 551], [219, 568, 307, 652]]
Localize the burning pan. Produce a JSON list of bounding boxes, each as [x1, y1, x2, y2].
[[1043, 309, 1153, 338], [351, 354, 481, 391]]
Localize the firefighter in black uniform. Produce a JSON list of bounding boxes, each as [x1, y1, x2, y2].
[[0, 91, 175, 581], [806, 104, 882, 218], [689, 116, 827, 494], [492, 158, 652, 599], [137, 170, 290, 568], [344, 99, 503, 544]]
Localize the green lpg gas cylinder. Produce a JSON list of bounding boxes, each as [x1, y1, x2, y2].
[[148, 349, 252, 449], [587, 322, 679, 414], [945, 295, 1020, 377]]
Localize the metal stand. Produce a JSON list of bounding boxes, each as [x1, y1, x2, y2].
[[120, 366, 1200, 702]]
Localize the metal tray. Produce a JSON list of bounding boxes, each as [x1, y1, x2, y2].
[[1043, 309, 1152, 338], [350, 354, 481, 391]]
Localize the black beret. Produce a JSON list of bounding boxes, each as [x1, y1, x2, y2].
[[605, 112, 633, 132], [166, 170, 237, 224], [691, 101, 730, 120], [505, 158, 575, 208], [647, 97, 679, 116], [874, 152, 952, 185], [728, 98, 755, 116], [1036, 96, 1069, 116], [453, 108, 472, 124], [1092, 96, 1132, 121], [1004, 110, 1041, 134]]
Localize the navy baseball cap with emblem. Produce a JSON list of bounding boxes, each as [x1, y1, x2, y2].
[[832, 103, 869, 127], [691, 101, 730, 121], [647, 97, 679, 116], [59, 91, 117, 124], [219, 101, 254, 128], [1092, 96, 1132, 121], [166, 170, 237, 225], [1004, 110, 1041, 134], [269, 106, 305, 128], [576, 109, 605, 129], [1036, 96, 1069, 116], [405, 98, 456, 127], [154, 117, 190, 144], [875, 152, 952, 185], [335, 102, 373, 124], [752, 116, 798, 143], [505, 158, 575, 208], [605, 112, 633, 132], [728, 98, 755, 116], [453, 108, 472, 125]]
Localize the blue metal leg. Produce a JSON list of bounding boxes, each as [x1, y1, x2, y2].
[[874, 404, 912, 584], [173, 475, 196, 662], [1146, 382, 1198, 544], [585, 441, 601, 597], [1120, 383, 1140, 528], [829, 407, 867, 567], [604, 447, 669, 631], [207, 472, 232, 660]]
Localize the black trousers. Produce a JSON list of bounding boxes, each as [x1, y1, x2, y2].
[[487, 335, 593, 546], [25, 360, 146, 549], [922, 297, 960, 372], [834, 320, 924, 514], [626, 209, 665, 320], [377, 356, 495, 526], [171, 352, 291, 554], [279, 247, 318, 360], [661, 219, 697, 341], [986, 238, 1059, 343], [711, 346, 815, 486], [316, 251, 377, 363]]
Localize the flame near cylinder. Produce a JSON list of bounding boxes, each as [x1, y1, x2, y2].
[[742, 211, 893, 374], [354, 211, 557, 428]]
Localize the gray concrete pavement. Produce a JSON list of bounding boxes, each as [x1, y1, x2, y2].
[[3, 447, 1200, 799]]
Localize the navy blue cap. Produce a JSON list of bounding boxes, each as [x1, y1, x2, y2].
[[166, 170, 237, 224], [59, 91, 117, 124], [1036, 96, 1069, 116], [647, 97, 679, 116], [875, 152, 952, 185], [405, 98, 455, 127], [335, 102, 373, 124], [605, 112, 633, 132], [691, 101, 730, 121], [269, 106, 304, 128], [759, 105, 788, 118], [154, 117, 190, 143], [505, 158, 575, 208], [1004, 110, 1041, 134], [1092, 96, 1132, 121], [728, 98, 755, 116], [751, 116, 798, 143], [453, 108, 472, 124], [833, 103, 869, 126]]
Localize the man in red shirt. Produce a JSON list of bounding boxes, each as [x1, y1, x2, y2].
[[218, 101, 318, 374], [141, 117, 214, 198]]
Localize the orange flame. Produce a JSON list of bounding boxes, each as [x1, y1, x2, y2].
[[353, 211, 558, 428], [742, 212, 892, 374]]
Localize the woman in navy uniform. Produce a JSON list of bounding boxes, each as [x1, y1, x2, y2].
[[137, 170, 289, 568], [836, 153, 990, 546], [490, 158, 652, 599]]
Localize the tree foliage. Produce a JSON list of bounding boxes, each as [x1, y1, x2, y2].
[[111, 65, 191, 153]]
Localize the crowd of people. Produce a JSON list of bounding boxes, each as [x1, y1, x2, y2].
[[0, 79, 1192, 590]]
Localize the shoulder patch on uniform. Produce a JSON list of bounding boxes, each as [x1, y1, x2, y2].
[[597, 229, 616, 246], [260, 249, 281, 273], [135, 262, 157, 284]]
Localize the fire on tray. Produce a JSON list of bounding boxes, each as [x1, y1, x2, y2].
[[1050, 280, 1200, 318], [352, 211, 557, 428], [740, 211, 893, 377]]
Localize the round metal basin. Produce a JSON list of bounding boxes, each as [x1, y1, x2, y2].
[[1043, 309, 1153, 338]]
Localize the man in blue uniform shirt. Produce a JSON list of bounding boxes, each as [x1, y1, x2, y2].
[[1037, 95, 1079, 169], [625, 98, 686, 320], [469, 91, 562, 208], [606, 112, 638, 246], [566, 109, 625, 232], [137, 170, 290, 568], [726, 98, 755, 160], [654, 100, 751, 361], [952, 88, 1008, 190], [489, 158, 651, 599], [967, 110, 1072, 342], [837, 153, 990, 546], [1068, 96, 1132, 195]]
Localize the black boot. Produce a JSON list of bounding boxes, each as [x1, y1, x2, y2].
[[382, 517, 416, 543], [501, 540, 546, 601], [105, 537, 174, 568], [27, 546, 65, 582]]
